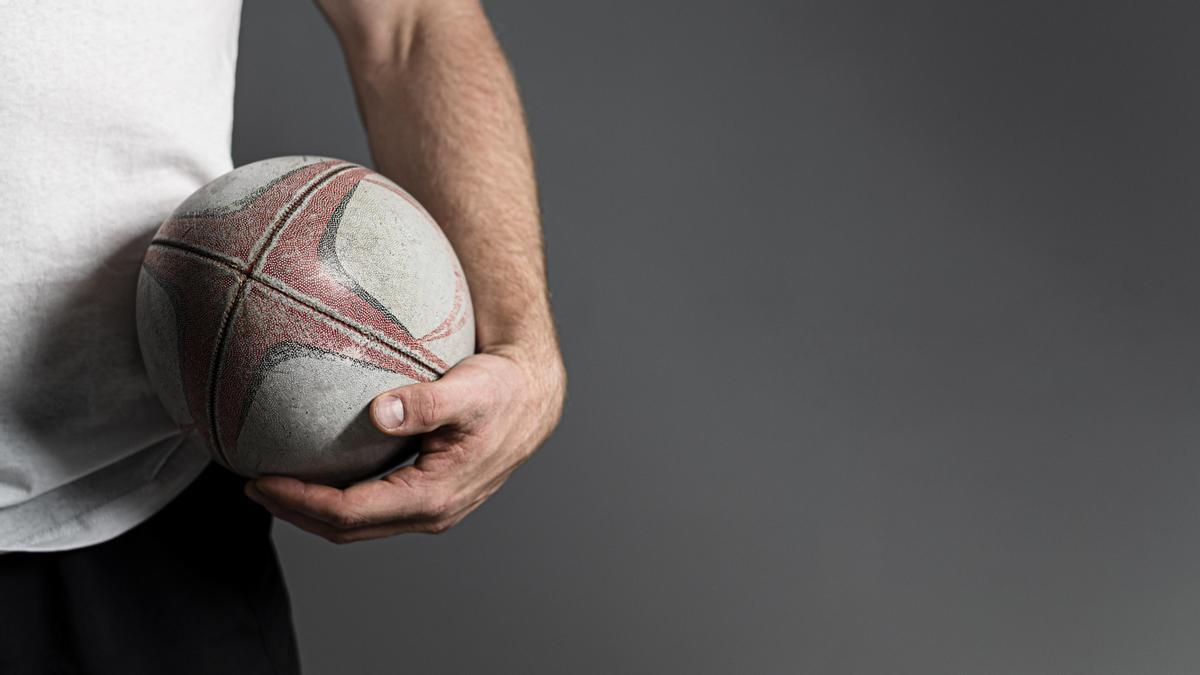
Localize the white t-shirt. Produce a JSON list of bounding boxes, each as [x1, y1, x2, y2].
[[0, 1, 243, 550]]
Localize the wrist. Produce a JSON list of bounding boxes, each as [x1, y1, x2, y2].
[[482, 338, 564, 384], [475, 303, 559, 372], [481, 337, 566, 414]]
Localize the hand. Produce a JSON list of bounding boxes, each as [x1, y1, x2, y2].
[[244, 345, 565, 543]]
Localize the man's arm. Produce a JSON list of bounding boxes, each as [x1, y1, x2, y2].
[[245, 0, 566, 542]]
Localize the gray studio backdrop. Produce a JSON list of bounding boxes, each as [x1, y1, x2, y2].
[[234, 2, 1200, 674]]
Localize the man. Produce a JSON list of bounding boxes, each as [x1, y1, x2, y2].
[[0, 1, 565, 673]]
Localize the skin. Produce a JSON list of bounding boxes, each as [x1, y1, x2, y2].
[[244, 0, 566, 543]]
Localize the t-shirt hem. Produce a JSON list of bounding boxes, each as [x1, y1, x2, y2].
[[0, 432, 212, 552]]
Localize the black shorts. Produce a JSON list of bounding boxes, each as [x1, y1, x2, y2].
[[0, 463, 300, 675]]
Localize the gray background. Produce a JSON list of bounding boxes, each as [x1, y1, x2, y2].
[[234, 2, 1200, 673]]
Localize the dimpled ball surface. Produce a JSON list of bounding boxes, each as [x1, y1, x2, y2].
[[136, 156, 475, 486]]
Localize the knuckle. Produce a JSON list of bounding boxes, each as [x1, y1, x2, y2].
[[423, 520, 453, 535], [422, 496, 453, 520], [410, 388, 442, 428], [329, 508, 366, 529], [427, 502, 450, 520]]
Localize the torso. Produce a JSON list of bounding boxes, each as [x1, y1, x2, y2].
[[0, 0, 242, 550]]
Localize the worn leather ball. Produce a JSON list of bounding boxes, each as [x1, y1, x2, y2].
[[136, 156, 475, 486]]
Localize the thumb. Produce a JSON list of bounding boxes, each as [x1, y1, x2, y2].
[[369, 367, 489, 436]]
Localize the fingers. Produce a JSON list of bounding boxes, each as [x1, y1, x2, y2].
[[274, 499, 481, 543], [246, 483, 346, 538], [246, 354, 527, 544], [250, 472, 441, 528], [245, 478, 493, 544], [369, 362, 498, 436]]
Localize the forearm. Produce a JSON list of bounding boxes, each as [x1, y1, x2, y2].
[[251, 2, 564, 541], [325, 2, 557, 368]]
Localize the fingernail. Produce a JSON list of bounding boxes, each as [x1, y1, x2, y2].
[[376, 396, 405, 430]]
